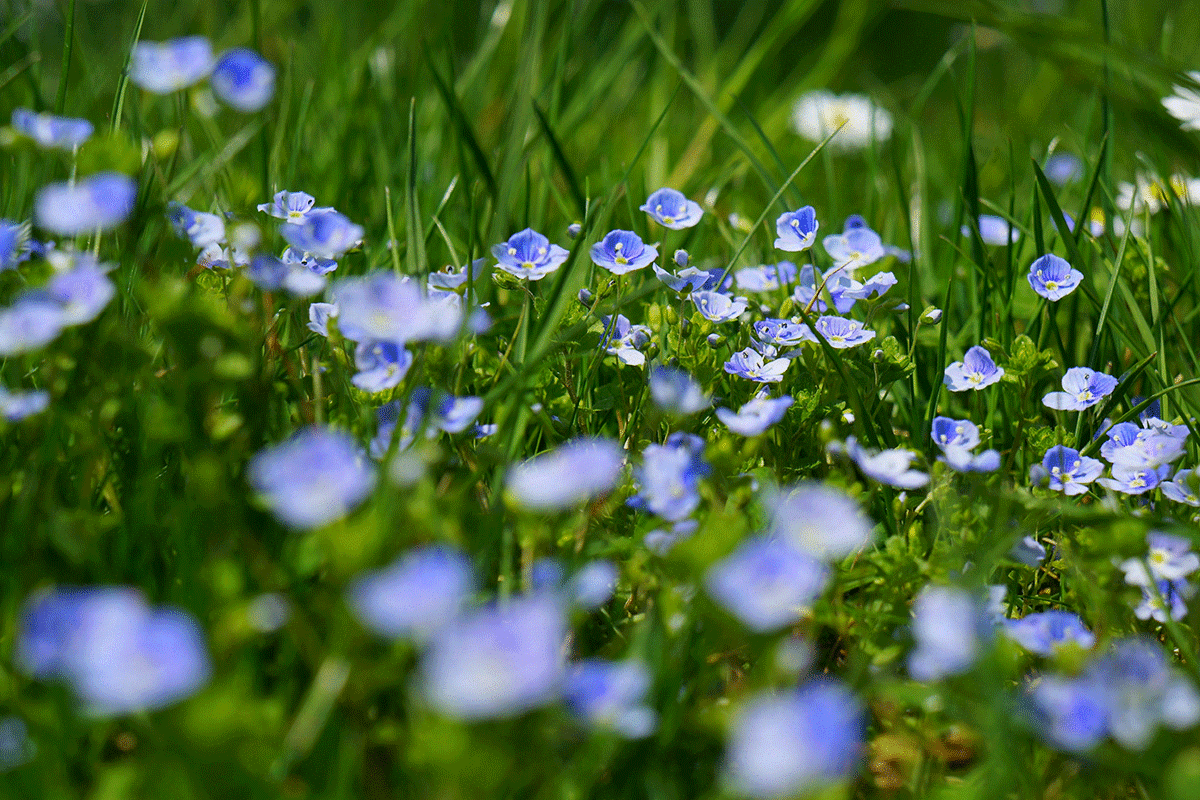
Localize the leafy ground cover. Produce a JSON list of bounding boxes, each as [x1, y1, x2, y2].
[[4, 0, 1200, 797]]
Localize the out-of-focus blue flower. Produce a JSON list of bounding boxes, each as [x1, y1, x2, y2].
[[308, 302, 337, 337], [0, 716, 33, 772], [248, 427, 376, 530], [1046, 153, 1083, 185], [1162, 468, 1200, 506], [706, 536, 829, 632], [840, 437, 929, 489], [1028, 254, 1083, 301], [590, 230, 658, 275], [725, 681, 863, 798], [347, 545, 474, 641], [369, 390, 483, 456], [691, 290, 748, 322], [1121, 532, 1200, 587], [649, 366, 709, 415], [0, 386, 49, 422], [1034, 445, 1104, 495], [167, 202, 226, 249], [427, 259, 484, 294], [795, 315, 875, 349], [944, 345, 1004, 391], [1043, 367, 1118, 411], [47, 262, 116, 325], [1098, 464, 1171, 495], [1011, 535, 1047, 566], [258, 190, 317, 224], [0, 296, 65, 356], [717, 393, 792, 437], [280, 208, 363, 259], [724, 347, 790, 383], [565, 659, 657, 738], [281, 246, 337, 276], [1029, 674, 1111, 752], [130, 37, 214, 93], [351, 340, 412, 393], [652, 264, 725, 293], [932, 416, 980, 449], [11, 108, 93, 150], [419, 594, 566, 719], [507, 438, 624, 512], [531, 558, 565, 592], [1003, 611, 1095, 655], [643, 519, 699, 555], [774, 207, 819, 251], [939, 445, 1001, 473], [908, 585, 989, 681], [17, 586, 210, 715], [210, 48, 275, 112], [965, 214, 1019, 246], [673, 249, 689, 267], [822, 227, 885, 273], [246, 254, 326, 297], [0, 220, 30, 271], [628, 433, 709, 522], [330, 272, 461, 344], [768, 482, 873, 559], [437, 395, 484, 434], [492, 228, 569, 281], [569, 561, 618, 610], [1135, 579, 1192, 623], [735, 262, 797, 293], [35, 172, 136, 236], [640, 187, 702, 230]]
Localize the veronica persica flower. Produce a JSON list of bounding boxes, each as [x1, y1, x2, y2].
[[1162, 469, 1200, 507], [964, 214, 1019, 246], [1136, 580, 1192, 623], [768, 482, 873, 559], [1121, 533, 1200, 588], [35, 173, 136, 236], [931, 416, 981, 449], [1101, 424, 1186, 469], [773, 206, 819, 252], [258, 190, 317, 224], [1003, 611, 1095, 656], [248, 427, 376, 530], [351, 341, 412, 393], [246, 254, 326, 297], [1164, 71, 1200, 131], [600, 314, 650, 366], [0, 387, 49, 422], [939, 445, 1001, 473], [1097, 464, 1170, 495], [330, 272, 460, 344], [129, 37, 215, 94], [706, 536, 829, 632], [210, 48, 276, 112], [944, 345, 1004, 391], [753, 318, 808, 346], [628, 434, 709, 522], [716, 394, 792, 436], [590, 230, 658, 275], [639, 187, 702, 229], [797, 315, 875, 349], [691, 290, 747, 322], [649, 366, 709, 416], [167, 202, 226, 249], [908, 586, 988, 681], [307, 302, 337, 337], [822, 227, 885, 273], [843, 437, 929, 489], [0, 296, 65, 356], [10, 108, 93, 150], [280, 208, 363, 259], [507, 438, 624, 512], [347, 545, 474, 641], [492, 228, 569, 280], [724, 347, 790, 383], [564, 660, 656, 738], [726, 681, 864, 798], [568, 561, 618, 610], [734, 262, 797, 292], [1038, 445, 1103, 495], [47, 262, 116, 325], [1028, 254, 1084, 301], [652, 264, 725, 293], [0, 220, 30, 271], [1043, 367, 1118, 411]]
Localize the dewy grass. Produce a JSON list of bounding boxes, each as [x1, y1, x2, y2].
[[4, 1, 1200, 797]]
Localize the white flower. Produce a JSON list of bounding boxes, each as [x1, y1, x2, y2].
[[1164, 72, 1200, 131], [790, 91, 892, 152]]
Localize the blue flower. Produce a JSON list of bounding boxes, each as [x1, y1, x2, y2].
[[643, 519, 699, 555], [1162, 469, 1200, 506], [831, 271, 897, 309], [598, 314, 650, 366], [726, 681, 863, 798], [248, 427, 377, 529], [768, 482, 873, 559], [1101, 423, 1185, 469], [1043, 367, 1118, 411], [965, 214, 1019, 246], [590, 230, 658, 275], [167, 202, 226, 249], [1010, 535, 1047, 566], [705, 536, 829, 632], [129, 37, 215, 94], [0, 220, 31, 271], [419, 595, 566, 719], [17, 586, 210, 715], [796, 315, 875, 349], [1120, 532, 1200, 587], [11, 108, 93, 150], [931, 416, 980, 449], [568, 561, 618, 610], [753, 318, 808, 346], [734, 261, 797, 292], [492, 228, 569, 281], [330, 272, 461, 344], [0, 716, 33, 772], [34, 173, 137, 236], [774, 207, 819, 251], [307, 302, 337, 337], [47, 261, 116, 325], [841, 437, 929, 489], [649, 366, 709, 415], [939, 445, 1001, 473], [1027, 254, 1084, 301], [673, 249, 689, 267], [0, 386, 49, 422], [210, 48, 275, 112], [628, 433, 709, 522], [908, 585, 989, 681], [427, 259, 484, 294], [943, 345, 1004, 391], [1046, 153, 1083, 185], [347, 545, 474, 640], [1029, 675, 1111, 752], [691, 290, 748, 322], [507, 438, 624, 512], [281, 246, 337, 276], [1003, 611, 1095, 656], [280, 208, 363, 259], [246, 254, 326, 297], [652, 264, 725, 293], [0, 296, 64, 356], [1135, 579, 1192, 623], [351, 341, 413, 393], [564, 659, 657, 738], [639, 187, 702, 229], [1097, 463, 1171, 495], [724, 347, 790, 383], [1036, 445, 1103, 496], [716, 393, 792, 437], [822, 227, 885, 273], [258, 190, 317, 224]]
